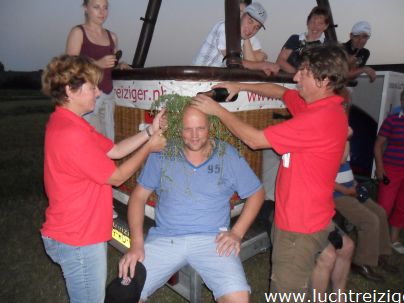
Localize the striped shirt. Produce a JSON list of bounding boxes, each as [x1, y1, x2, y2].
[[378, 111, 404, 167], [334, 161, 355, 199]]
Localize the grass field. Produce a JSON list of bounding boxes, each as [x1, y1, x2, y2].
[[0, 89, 402, 303]]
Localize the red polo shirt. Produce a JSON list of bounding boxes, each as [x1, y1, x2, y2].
[[264, 90, 347, 233], [41, 106, 116, 246]]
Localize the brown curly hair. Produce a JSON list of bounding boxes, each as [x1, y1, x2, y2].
[[41, 55, 102, 106], [300, 44, 349, 94]]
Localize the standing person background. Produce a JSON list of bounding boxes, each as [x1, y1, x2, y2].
[[192, 2, 279, 76], [40, 55, 166, 303], [66, 0, 129, 141], [239, 0, 268, 63], [276, 6, 330, 74], [343, 21, 376, 82], [192, 44, 350, 301], [374, 89, 404, 254]]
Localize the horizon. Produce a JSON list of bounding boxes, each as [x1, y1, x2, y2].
[[1, 0, 404, 72]]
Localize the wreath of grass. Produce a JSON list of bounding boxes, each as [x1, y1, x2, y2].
[[151, 94, 244, 159]]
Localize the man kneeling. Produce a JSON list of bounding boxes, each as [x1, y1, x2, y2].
[[119, 106, 265, 302]]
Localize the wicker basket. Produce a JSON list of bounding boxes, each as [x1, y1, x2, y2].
[[114, 105, 289, 195]]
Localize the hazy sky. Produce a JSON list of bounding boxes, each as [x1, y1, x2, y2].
[[1, 0, 403, 71]]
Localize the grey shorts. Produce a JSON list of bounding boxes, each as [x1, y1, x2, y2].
[[140, 234, 250, 300]]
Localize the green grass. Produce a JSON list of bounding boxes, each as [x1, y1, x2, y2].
[[0, 90, 402, 303]]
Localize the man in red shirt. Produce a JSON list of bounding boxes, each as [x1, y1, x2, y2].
[[192, 44, 350, 300]]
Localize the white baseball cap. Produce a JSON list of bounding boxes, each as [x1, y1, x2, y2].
[[351, 21, 371, 36]]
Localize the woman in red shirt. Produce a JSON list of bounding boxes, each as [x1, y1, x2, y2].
[[40, 54, 165, 302]]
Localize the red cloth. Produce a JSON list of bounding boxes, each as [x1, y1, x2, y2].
[[264, 90, 347, 233], [41, 107, 116, 246], [378, 163, 404, 228]]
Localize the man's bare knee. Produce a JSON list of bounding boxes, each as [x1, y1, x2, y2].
[[217, 291, 249, 303], [337, 236, 354, 260], [316, 244, 337, 271]]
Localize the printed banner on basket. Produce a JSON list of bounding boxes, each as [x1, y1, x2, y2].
[[113, 80, 296, 112]]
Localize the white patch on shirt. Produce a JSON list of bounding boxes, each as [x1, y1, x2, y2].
[[282, 153, 290, 168]]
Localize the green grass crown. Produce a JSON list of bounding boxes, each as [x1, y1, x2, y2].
[[151, 94, 244, 159]]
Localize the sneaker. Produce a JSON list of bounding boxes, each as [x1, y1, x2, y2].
[[113, 208, 118, 219], [391, 242, 404, 254]]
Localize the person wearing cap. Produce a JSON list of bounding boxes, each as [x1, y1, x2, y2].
[[239, 0, 268, 62], [343, 21, 376, 82], [276, 6, 331, 74], [192, 2, 279, 76]]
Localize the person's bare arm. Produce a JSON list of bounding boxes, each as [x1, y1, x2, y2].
[[243, 39, 268, 62], [118, 185, 152, 279], [334, 183, 356, 196], [107, 131, 166, 186], [276, 48, 296, 74], [210, 82, 286, 102], [107, 130, 150, 160], [242, 39, 256, 61], [348, 66, 376, 82], [216, 187, 265, 256], [107, 110, 166, 159], [66, 26, 116, 68], [254, 50, 268, 62], [192, 82, 286, 149], [222, 46, 275, 74], [242, 60, 280, 76], [374, 135, 387, 180], [65, 27, 83, 55]]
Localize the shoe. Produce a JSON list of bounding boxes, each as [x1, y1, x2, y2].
[[351, 263, 385, 282], [378, 256, 399, 273], [113, 208, 118, 219], [391, 242, 404, 254]]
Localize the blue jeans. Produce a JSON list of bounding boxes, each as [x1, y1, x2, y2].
[[42, 236, 107, 303]]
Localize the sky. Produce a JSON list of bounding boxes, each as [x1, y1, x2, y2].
[[1, 0, 404, 71]]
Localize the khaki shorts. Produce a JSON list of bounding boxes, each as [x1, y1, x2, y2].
[[270, 222, 334, 299]]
